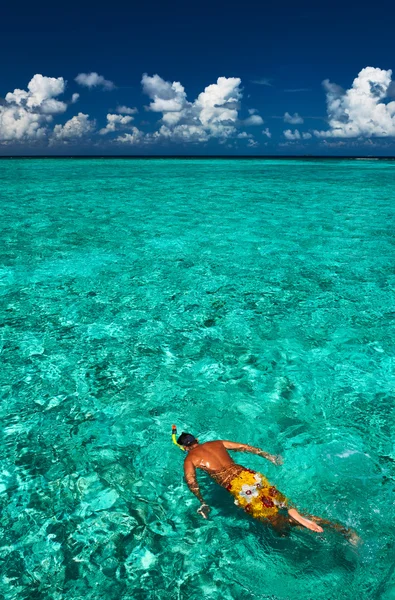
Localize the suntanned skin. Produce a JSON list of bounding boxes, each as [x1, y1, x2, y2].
[[183, 439, 331, 533]]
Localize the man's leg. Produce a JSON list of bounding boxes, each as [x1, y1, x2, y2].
[[288, 508, 323, 532], [308, 515, 360, 544], [288, 508, 360, 543]]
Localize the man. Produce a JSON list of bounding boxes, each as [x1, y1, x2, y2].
[[178, 432, 354, 538]]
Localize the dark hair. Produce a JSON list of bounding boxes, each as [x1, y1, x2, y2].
[[177, 432, 197, 447]]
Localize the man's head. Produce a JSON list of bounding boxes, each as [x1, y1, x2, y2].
[[177, 432, 198, 450]]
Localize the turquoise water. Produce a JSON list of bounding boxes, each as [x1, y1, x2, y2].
[[0, 158, 394, 600]]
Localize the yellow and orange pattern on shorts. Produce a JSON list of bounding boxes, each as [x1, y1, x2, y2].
[[226, 468, 288, 520]]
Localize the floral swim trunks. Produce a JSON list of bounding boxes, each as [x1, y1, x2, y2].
[[226, 468, 288, 520]]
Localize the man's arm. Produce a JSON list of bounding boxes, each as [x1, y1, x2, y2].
[[222, 440, 283, 465], [184, 457, 210, 518]]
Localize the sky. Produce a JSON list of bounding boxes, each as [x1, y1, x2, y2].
[[1, 0, 395, 156]]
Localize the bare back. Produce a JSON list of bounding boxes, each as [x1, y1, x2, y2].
[[183, 439, 278, 499], [186, 440, 235, 473]]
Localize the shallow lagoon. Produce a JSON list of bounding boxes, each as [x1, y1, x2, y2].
[[0, 158, 394, 599]]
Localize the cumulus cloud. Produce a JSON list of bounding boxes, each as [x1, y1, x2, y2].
[[52, 112, 95, 141], [0, 74, 67, 142], [195, 77, 241, 129], [244, 114, 264, 126], [284, 129, 301, 140], [283, 129, 312, 140], [142, 74, 187, 114], [116, 127, 144, 144], [5, 74, 67, 114], [151, 124, 209, 143], [0, 106, 50, 142], [247, 139, 259, 147], [71, 93, 80, 104], [139, 73, 243, 143], [237, 131, 253, 139], [284, 111, 304, 124], [314, 67, 395, 138], [116, 105, 138, 115], [262, 127, 272, 138], [75, 72, 115, 90], [99, 113, 134, 135]]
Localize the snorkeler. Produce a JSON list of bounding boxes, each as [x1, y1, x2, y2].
[[174, 428, 355, 539]]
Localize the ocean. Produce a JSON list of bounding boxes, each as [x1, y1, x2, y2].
[[0, 158, 394, 599]]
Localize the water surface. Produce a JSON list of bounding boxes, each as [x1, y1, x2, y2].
[[0, 158, 394, 599]]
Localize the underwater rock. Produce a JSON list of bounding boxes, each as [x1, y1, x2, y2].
[[89, 488, 119, 512]]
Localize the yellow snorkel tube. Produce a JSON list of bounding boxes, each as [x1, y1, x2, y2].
[[172, 425, 185, 451]]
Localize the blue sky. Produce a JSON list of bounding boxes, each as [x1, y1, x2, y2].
[[1, 0, 395, 155]]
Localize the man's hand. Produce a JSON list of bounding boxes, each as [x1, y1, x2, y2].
[[197, 503, 211, 519], [268, 454, 283, 465]]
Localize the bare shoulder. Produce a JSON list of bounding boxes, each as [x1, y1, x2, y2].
[[200, 440, 224, 449], [184, 453, 194, 465], [199, 440, 227, 455]]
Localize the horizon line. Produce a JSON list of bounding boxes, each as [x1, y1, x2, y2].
[[0, 155, 394, 160]]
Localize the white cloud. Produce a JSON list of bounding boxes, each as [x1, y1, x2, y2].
[[283, 129, 312, 141], [247, 139, 259, 147], [0, 106, 50, 142], [244, 114, 264, 126], [99, 113, 134, 135], [116, 105, 138, 115], [320, 140, 347, 148], [52, 112, 95, 141], [75, 72, 115, 90], [71, 93, 80, 104], [152, 124, 209, 143], [195, 77, 241, 131], [314, 66, 395, 138], [142, 74, 187, 113], [140, 73, 243, 142], [116, 127, 144, 144], [320, 138, 390, 149], [284, 111, 304, 124], [251, 78, 272, 86], [262, 127, 272, 138], [237, 131, 252, 139], [0, 74, 67, 142], [284, 129, 301, 140], [5, 74, 67, 114]]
